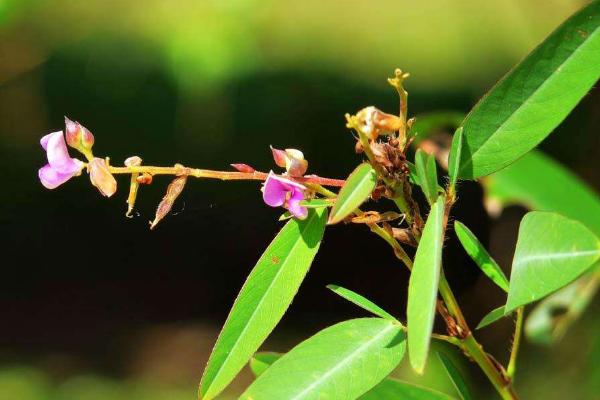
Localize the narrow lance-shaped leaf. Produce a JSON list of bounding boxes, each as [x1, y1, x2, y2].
[[505, 211, 600, 313], [407, 195, 445, 373], [447, 127, 463, 189], [437, 352, 473, 400], [476, 306, 510, 330], [329, 163, 377, 224], [249, 352, 456, 400], [415, 149, 439, 205], [456, 1, 600, 179], [525, 270, 599, 344], [241, 318, 406, 400], [327, 284, 397, 321], [199, 208, 327, 400], [482, 150, 600, 236], [454, 221, 509, 292]]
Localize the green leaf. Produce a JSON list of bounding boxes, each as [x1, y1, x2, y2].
[[406, 161, 420, 185], [505, 211, 600, 313], [454, 221, 509, 292], [407, 195, 445, 373], [456, 2, 600, 179], [437, 352, 472, 400], [328, 163, 377, 224], [447, 127, 463, 189], [326, 284, 397, 321], [299, 198, 334, 208], [476, 306, 510, 330], [483, 150, 600, 236], [199, 208, 327, 400], [525, 270, 599, 344], [249, 352, 282, 377], [241, 318, 406, 400], [410, 111, 465, 144], [415, 149, 439, 205], [361, 378, 456, 400], [249, 352, 455, 400]]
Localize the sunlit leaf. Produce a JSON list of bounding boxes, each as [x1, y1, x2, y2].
[[483, 150, 600, 236], [437, 352, 472, 400], [415, 149, 439, 205], [328, 163, 377, 224], [456, 2, 600, 179], [407, 195, 445, 373], [241, 318, 406, 400], [447, 127, 463, 189], [505, 211, 600, 313], [249, 351, 455, 400], [199, 208, 327, 400], [525, 270, 599, 344], [476, 306, 510, 330], [300, 198, 334, 208], [454, 221, 509, 292], [327, 284, 397, 321]]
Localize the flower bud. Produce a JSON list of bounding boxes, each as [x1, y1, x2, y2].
[[270, 146, 288, 168], [124, 156, 142, 167], [64, 116, 95, 157], [88, 158, 117, 197], [231, 163, 256, 173]]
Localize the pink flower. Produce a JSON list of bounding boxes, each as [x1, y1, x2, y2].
[[38, 131, 84, 189], [262, 172, 308, 219]]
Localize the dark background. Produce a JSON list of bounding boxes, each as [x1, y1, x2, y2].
[[0, 1, 598, 399]]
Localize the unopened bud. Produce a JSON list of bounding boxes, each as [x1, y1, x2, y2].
[[64, 116, 95, 158], [270, 146, 288, 168], [137, 173, 153, 185], [231, 163, 256, 173], [88, 158, 117, 197], [124, 156, 142, 167]]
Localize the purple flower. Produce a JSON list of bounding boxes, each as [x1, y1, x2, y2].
[[262, 172, 308, 219], [38, 131, 84, 189]]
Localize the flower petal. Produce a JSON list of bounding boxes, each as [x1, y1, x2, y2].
[[287, 188, 308, 219], [262, 172, 287, 207], [45, 131, 81, 173], [38, 164, 76, 189]]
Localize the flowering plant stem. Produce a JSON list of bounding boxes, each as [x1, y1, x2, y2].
[[107, 165, 346, 187]]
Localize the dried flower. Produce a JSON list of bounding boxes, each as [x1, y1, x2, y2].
[[354, 106, 403, 140], [38, 131, 84, 189], [88, 158, 117, 197], [262, 172, 307, 219], [150, 175, 188, 229]]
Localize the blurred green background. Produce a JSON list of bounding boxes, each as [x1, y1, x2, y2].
[[0, 0, 599, 399]]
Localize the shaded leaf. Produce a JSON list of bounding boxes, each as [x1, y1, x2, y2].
[[525, 270, 599, 344], [199, 208, 327, 400], [327, 284, 397, 321], [454, 221, 509, 292], [506, 211, 600, 313], [456, 2, 600, 179], [483, 150, 600, 236], [410, 111, 465, 144], [329, 163, 377, 224], [415, 149, 439, 205], [447, 127, 463, 189], [241, 318, 406, 400], [476, 306, 510, 330], [437, 352, 472, 400], [249, 352, 282, 377], [407, 196, 445, 373]]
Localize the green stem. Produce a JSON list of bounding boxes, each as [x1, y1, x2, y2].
[[507, 307, 524, 379]]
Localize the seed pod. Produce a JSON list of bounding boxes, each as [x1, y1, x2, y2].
[[150, 175, 188, 230]]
